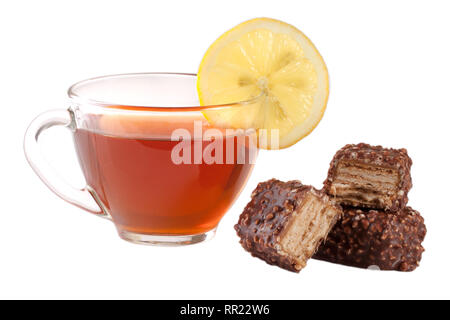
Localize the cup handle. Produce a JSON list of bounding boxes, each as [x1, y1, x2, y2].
[[24, 109, 109, 219]]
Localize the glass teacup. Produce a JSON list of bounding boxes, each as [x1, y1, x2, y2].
[[24, 73, 258, 245]]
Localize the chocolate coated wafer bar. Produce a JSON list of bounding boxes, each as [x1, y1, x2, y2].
[[314, 207, 426, 271], [324, 143, 412, 212], [235, 179, 342, 272]]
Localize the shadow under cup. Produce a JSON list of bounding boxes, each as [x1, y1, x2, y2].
[[25, 73, 258, 246]]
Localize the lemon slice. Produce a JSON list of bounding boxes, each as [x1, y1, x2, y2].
[[197, 18, 329, 149]]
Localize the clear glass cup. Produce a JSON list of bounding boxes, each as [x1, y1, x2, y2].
[[24, 73, 258, 245]]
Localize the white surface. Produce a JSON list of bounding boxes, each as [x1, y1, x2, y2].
[[1, 0, 449, 299]]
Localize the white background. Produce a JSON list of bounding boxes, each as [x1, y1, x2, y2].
[[1, 0, 449, 299]]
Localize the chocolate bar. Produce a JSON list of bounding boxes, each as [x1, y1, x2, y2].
[[314, 206, 426, 271], [235, 179, 342, 272], [324, 143, 412, 212]]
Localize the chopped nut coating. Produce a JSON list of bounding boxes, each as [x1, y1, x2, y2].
[[235, 179, 342, 272], [314, 206, 426, 271], [324, 143, 412, 212]]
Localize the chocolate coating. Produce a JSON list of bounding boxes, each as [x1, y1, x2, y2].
[[324, 143, 413, 212], [235, 179, 341, 272], [314, 206, 426, 271]]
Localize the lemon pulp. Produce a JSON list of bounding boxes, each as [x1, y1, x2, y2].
[[197, 18, 329, 149]]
